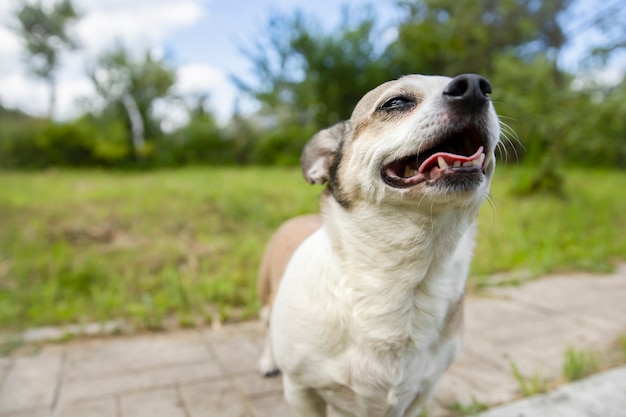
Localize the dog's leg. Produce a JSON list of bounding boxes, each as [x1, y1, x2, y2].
[[256, 305, 280, 377], [403, 386, 435, 417], [284, 376, 327, 417]]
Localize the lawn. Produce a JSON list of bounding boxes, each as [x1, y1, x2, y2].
[[1, 166, 625, 332]]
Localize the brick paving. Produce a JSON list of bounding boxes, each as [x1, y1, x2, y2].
[[1, 264, 625, 417]]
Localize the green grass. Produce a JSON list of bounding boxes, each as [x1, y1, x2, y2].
[[0, 166, 625, 331], [563, 347, 599, 381], [472, 167, 626, 287], [447, 397, 488, 416], [511, 362, 548, 397]]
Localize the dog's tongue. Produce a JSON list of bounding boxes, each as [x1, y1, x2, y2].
[[418, 146, 484, 174]]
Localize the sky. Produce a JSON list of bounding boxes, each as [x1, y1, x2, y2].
[[0, 0, 624, 127]]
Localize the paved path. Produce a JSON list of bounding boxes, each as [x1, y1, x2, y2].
[[478, 365, 626, 417], [1, 265, 625, 417]]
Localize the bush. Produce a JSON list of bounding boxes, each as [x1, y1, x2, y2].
[[250, 122, 317, 166], [151, 116, 236, 166]]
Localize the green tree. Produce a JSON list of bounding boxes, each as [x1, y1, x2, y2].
[[386, 0, 578, 194], [236, 7, 392, 131], [89, 45, 176, 158], [13, 0, 80, 118], [387, 0, 571, 76], [153, 94, 234, 166]]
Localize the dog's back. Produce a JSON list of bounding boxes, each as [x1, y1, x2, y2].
[[257, 214, 323, 309]]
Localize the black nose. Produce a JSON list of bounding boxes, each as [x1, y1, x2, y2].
[[443, 74, 492, 111]]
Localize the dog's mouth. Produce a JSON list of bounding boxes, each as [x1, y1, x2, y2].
[[382, 125, 487, 188]]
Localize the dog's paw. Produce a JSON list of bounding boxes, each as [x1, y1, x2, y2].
[[256, 355, 281, 378]]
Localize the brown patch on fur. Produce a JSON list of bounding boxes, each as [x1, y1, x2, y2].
[[257, 215, 324, 307]]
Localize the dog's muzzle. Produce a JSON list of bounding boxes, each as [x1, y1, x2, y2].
[[382, 74, 493, 189]]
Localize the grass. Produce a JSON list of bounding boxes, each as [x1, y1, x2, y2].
[[472, 167, 626, 287], [511, 362, 548, 397], [0, 166, 625, 332], [447, 397, 488, 416], [563, 347, 599, 381]]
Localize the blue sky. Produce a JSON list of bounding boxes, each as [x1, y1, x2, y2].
[[0, 0, 623, 127]]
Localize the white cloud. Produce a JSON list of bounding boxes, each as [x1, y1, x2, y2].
[[0, 0, 214, 120], [75, 0, 204, 56], [0, 73, 48, 114], [156, 64, 236, 130]]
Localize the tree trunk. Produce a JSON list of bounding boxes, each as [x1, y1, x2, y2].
[[121, 92, 145, 156], [47, 74, 56, 119]]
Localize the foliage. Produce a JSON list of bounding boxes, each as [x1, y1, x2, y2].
[[2, 1, 626, 172], [13, 0, 80, 117], [511, 362, 549, 397], [1, 166, 625, 331], [0, 114, 130, 168], [89, 45, 177, 158], [563, 347, 599, 381], [447, 397, 488, 416], [389, 0, 570, 76], [236, 7, 392, 128], [153, 113, 233, 166], [472, 167, 626, 285]]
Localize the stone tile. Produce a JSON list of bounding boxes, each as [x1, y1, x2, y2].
[[62, 360, 221, 402], [561, 310, 626, 343], [439, 352, 519, 405], [491, 274, 626, 313], [204, 328, 264, 376], [248, 391, 297, 417], [573, 301, 626, 329], [0, 348, 63, 414], [477, 366, 626, 417], [427, 398, 457, 417], [463, 310, 621, 380], [64, 330, 212, 380], [0, 357, 12, 371], [230, 372, 283, 397], [465, 293, 621, 349], [0, 408, 49, 417], [179, 379, 252, 417], [464, 296, 548, 336], [202, 321, 265, 343], [120, 388, 187, 417], [463, 332, 563, 377], [435, 365, 485, 405], [56, 397, 116, 417]]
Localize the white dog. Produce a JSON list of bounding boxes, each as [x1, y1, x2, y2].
[[258, 74, 500, 417]]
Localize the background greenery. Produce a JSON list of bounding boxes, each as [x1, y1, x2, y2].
[[1, 0, 625, 172], [1, 0, 625, 332]]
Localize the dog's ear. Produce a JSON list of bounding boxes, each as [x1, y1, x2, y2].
[[301, 121, 350, 185]]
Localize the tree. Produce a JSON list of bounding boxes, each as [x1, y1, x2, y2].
[[13, 0, 80, 118], [235, 7, 393, 131], [89, 45, 176, 158], [387, 0, 571, 76]]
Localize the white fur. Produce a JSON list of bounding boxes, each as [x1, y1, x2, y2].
[[268, 74, 500, 417]]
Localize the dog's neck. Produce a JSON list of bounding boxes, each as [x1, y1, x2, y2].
[[322, 196, 481, 350]]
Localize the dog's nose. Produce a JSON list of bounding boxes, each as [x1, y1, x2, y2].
[[443, 74, 492, 111]]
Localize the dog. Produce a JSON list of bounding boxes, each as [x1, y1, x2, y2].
[[257, 74, 500, 417], [256, 214, 323, 376]]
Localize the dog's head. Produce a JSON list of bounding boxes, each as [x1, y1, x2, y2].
[[301, 74, 500, 209]]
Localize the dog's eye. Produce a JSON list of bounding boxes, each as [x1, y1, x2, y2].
[[378, 95, 417, 112]]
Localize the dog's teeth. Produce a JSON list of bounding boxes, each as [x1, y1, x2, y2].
[[437, 157, 449, 169], [453, 161, 461, 168], [469, 154, 486, 167], [462, 161, 472, 167], [404, 165, 414, 177]]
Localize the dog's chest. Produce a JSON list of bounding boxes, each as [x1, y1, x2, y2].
[[320, 335, 461, 417]]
